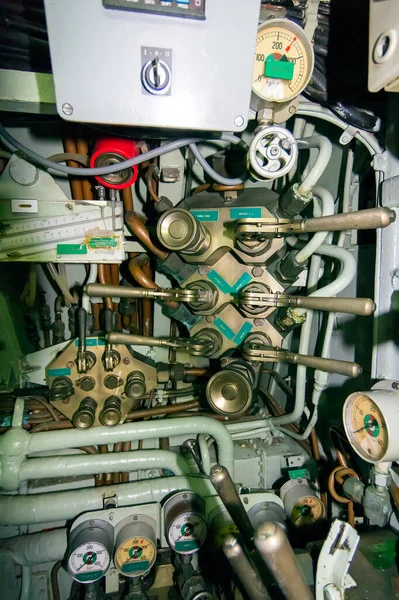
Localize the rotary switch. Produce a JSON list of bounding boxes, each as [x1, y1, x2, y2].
[[141, 56, 171, 95]]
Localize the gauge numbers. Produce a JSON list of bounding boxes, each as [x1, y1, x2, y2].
[[345, 393, 388, 462], [167, 512, 207, 554], [68, 542, 110, 583], [252, 19, 314, 103], [114, 536, 156, 577]]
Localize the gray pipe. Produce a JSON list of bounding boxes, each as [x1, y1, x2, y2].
[[0, 476, 215, 526]]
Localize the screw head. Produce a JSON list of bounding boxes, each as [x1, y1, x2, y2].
[[62, 103, 73, 116], [66, 361, 74, 368], [198, 265, 210, 276], [123, 357, 130, 365], [392, 382, 399, 390], [254, 318, 265, 326], [133, 515, 138, 521], [234, 115, 245, 128], [288, 105, 297, 115]]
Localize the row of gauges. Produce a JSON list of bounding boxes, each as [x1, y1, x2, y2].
[[67, 491, 208, 584]]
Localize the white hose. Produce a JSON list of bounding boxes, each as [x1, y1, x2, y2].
[[82, 263, 98, 313], [296, 186, 335, 264], [296, 136, 333, 197], [47, 263, 77, 306]]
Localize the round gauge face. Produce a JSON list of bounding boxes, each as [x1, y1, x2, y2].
[[252, 19, 314, 103], [344, 393, 388, 462], [167, 512, 208, 555], [68, 542, 110, 583], [291, 497, 325, 527], [114, 536, 156, 577]]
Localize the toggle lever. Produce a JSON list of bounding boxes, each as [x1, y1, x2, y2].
[[238, 290, 376, 316], [84, 283, 210, 305], [107, 332, 213, 356], [101, 309, 121, 372], [242, 342, 362, 378], [210, 464, 255, 547], [76, 308, 96, 374], [223, 534, 272, 600], [235, 207, 395, 242]]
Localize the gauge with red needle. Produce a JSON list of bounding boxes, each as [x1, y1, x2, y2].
[[252, 19, 314, 103]]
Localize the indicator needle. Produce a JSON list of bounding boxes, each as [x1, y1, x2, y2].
[[353, 424, 375, 434], [285, 37, 297, 52]]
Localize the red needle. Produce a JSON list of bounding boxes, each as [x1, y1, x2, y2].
[[285, 37, 297, 52]]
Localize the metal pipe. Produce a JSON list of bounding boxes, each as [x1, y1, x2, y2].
[[210, 464, 254, 545], [107, 332, 171, 347], [254, 522, 314, 600], [223, 534, 272, 600], [300, 207, 395, 233], [63, 138, 83, 199], [98, 264, 113, 311], [128, 255, 178, 309], [0, 476, 216, 526], [125, 211, 168, 260], [0, 529, 67, 566], [11, 450, 190, 490]]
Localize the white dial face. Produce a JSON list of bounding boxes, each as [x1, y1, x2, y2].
[[168, 512, 207, 554], [344, 393, 388, 462], [68, 542, 110, 583], [252, 19, 314, 103]]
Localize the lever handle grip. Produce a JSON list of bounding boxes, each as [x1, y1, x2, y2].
[[287, 352, 362, 377], [77, 308, 87, 351], [107, 332, 165, 347], [301, 207, 395, 233], [103, 308, 113, 335], [293, 296, 375, 316], [210, 464, 255, 546]]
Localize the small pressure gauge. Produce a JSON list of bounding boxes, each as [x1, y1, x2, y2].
[[280, 479, 325, 527], [164, 491, 208, 555], [114, 516, 157, 577], [343, 382, 399, 463], [67, 520, 113, 583], [252, 19, 314, 104]]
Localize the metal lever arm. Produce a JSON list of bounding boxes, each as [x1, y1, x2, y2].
[[76, 308, 87, 374], [85, 283, 209, 304], [238, 291, 376, 316], [242, 343, 361, 377], [107, 332, 212, 356], [235, 207, 395, 241]]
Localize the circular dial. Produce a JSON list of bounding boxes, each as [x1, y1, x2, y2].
[[252, 19, 314, 103], [290, 496, 324, 527], [68, 542, 110, 583], [167, 512, 208, 555], [344, 393, 388, 462], [114, 536, 156, 577]]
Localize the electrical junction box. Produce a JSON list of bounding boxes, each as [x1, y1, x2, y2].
[[43, 0, 260, 132]]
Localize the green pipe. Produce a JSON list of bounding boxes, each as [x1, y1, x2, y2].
[[0, 476, 215, 526], [12, 450, 189, 491]]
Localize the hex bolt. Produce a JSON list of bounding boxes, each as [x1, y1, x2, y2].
[[62, 103, 73, 116], [198, 265, 210, 276], [254, 318, 265, 326], [66, 361, 74, 368], [251, 266, 263, 277], [123, 357, 130, 365]]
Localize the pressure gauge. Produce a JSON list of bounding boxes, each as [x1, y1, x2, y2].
[[252, 19, 314, 104], [67, 520, 113, 583], [114, 516, 157, 577], [280, 478, 325, 527], [343, 383, 399, 463], [164, 491, 207, 555]]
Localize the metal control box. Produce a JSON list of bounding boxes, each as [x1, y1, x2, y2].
[[43, 0, 260, 131]]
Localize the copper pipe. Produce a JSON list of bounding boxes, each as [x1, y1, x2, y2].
[[160, 437, 170, 451], [79, 446, 99, 454], [122, 186, 134, 213], [34, 397, 60, 422], [141, 259, 153, 336], [310, 428, 321, 461], [336, 449, 349, 468], [127, 400, 200, 420], [121, 441, 131, 483], [125, 211, 168, 260], [184, 368, 209, 377], [98, 264, 113, 310], [110, 264, 121, 329], [30, 421, 74, 433], [328, 466, 360, 528], [128, 255, 178, 309], [76, 138, 93, 200], [213, 184, 245, 192], [63, 138, 84, 199], [92, 303, 101, 331], [193, 184, 211, 195], [389, 484, 399, 513], [146, 163, 160, 202]]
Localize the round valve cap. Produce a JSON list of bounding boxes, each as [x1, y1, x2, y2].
[[206, 370, 252, 417]]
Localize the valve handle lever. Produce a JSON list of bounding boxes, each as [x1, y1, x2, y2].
[[299, 207, 395, 233], [103, 308, 113, 335], [238, 291, 376, 316], [102, 309, 120, 372], [84, 283, 208, 304], [106, 332, 212, 356], [242, 343, 361, 378], [76, 308, 89, 374], [223, 534, 272, 600], [210, 464, 255, 547], [181, 439, 207, 475]]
